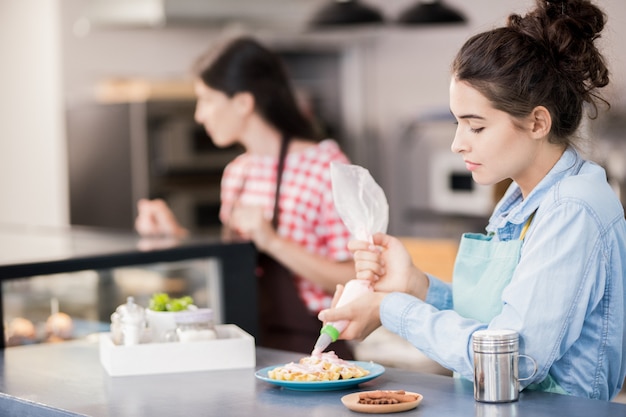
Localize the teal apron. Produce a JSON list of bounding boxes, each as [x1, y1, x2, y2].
[[452, 213, 567, 395]]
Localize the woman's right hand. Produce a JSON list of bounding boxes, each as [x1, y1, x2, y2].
[[318, 287, 386, 341], [348, 233, 429, 300], [134, 198, 188, 238]]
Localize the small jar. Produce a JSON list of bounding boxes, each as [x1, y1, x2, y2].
[[114, 296, 146, 346], [174, 308, 217, 343]]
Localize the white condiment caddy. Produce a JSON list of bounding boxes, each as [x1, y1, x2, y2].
[[99, 324, 256, 376]]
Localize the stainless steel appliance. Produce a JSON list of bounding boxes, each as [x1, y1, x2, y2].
[[392, 112, 494, 238], [67, 48, 348, 235], [148, 101, 243, 236]]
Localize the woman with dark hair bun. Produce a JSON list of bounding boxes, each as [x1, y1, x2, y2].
[[319, 0, 626, 400], [135, 36, 356, 358]]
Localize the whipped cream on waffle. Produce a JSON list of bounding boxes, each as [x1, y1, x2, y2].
[[267, 351, 369, 382]]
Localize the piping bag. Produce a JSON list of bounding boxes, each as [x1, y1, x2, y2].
[[312, 162, 389, 355]]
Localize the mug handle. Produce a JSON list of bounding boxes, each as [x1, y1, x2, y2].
[[518, 354, 538, 381]]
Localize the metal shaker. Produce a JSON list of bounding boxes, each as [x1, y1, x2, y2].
[[472, 329, 536, 403]]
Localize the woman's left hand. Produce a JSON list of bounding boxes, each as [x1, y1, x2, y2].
[[349, 233, 429, 300], [229, 205, 277, 252]]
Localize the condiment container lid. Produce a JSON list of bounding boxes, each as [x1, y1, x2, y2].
[[115, 296, 145, 324], [174, 308, 213, 324], [472, 329, 519, 353]]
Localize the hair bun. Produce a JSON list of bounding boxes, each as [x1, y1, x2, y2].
[[457, 0, 610, 143], [540, 0, 605, 40], [507, 0, 608, 87]]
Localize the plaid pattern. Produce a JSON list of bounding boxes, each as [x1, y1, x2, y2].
[[220, 139, 352, 313]]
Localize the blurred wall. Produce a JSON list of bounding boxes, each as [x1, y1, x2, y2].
[[0, 0, 68, 227], [0, 0, 624, 230]]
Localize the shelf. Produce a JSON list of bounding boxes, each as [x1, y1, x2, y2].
[[95, 78, 196, 103]]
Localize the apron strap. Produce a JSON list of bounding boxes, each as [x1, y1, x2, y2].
[[272, 133, 291, 229], [257, 134, 355, 357], [519, 211, 536, 241]]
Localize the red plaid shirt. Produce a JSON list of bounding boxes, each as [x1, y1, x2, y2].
[[219, 139, 352, 313]]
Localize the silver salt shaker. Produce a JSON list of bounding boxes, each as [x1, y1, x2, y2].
[[472, 329, 536, 403]]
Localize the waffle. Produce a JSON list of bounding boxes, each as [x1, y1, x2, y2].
[[267, 351, 369, 382]]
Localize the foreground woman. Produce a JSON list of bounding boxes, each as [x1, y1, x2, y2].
[[319, 0, 626, 400]]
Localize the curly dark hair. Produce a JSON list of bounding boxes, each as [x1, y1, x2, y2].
[[452, 0, 610, 146]]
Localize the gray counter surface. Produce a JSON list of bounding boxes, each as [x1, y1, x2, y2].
[[0, 339, 624, 416]]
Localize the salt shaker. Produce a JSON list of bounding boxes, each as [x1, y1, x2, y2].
[[115, 296, 146, 346], [472, 329, 537, 403]]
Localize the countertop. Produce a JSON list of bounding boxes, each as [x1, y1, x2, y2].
[[0, 223, 253, 279], [0, 339, 624, 417]]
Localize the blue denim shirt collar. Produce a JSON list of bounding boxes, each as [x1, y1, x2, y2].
[[486, 147, 583, 239]]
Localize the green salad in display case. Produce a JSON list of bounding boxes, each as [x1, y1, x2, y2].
[[148, 293, 195, 312]]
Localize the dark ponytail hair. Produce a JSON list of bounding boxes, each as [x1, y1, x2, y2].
[[452, 0, 609, 146], [192, 36, 321, 141]]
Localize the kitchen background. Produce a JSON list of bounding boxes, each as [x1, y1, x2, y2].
[[1, 0, 625, 239], [1, 2, 626, 399]]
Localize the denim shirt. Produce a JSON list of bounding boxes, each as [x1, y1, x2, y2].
[[380, 147, 626, 400]]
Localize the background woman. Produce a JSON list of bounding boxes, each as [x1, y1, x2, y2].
[[135, 37, 356, 357]]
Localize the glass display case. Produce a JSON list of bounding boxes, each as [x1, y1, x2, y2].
[[0, 223, 257, 349], [3, 259, 222, 347]]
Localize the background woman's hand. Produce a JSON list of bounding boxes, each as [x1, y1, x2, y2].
[[348, 233, 429, 299], [134, 199, 188, 238], [229, 205, 277, 252]]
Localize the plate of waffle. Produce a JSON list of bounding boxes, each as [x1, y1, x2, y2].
[[341, 390, 423, 413], [255, 352, 384, 391]]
